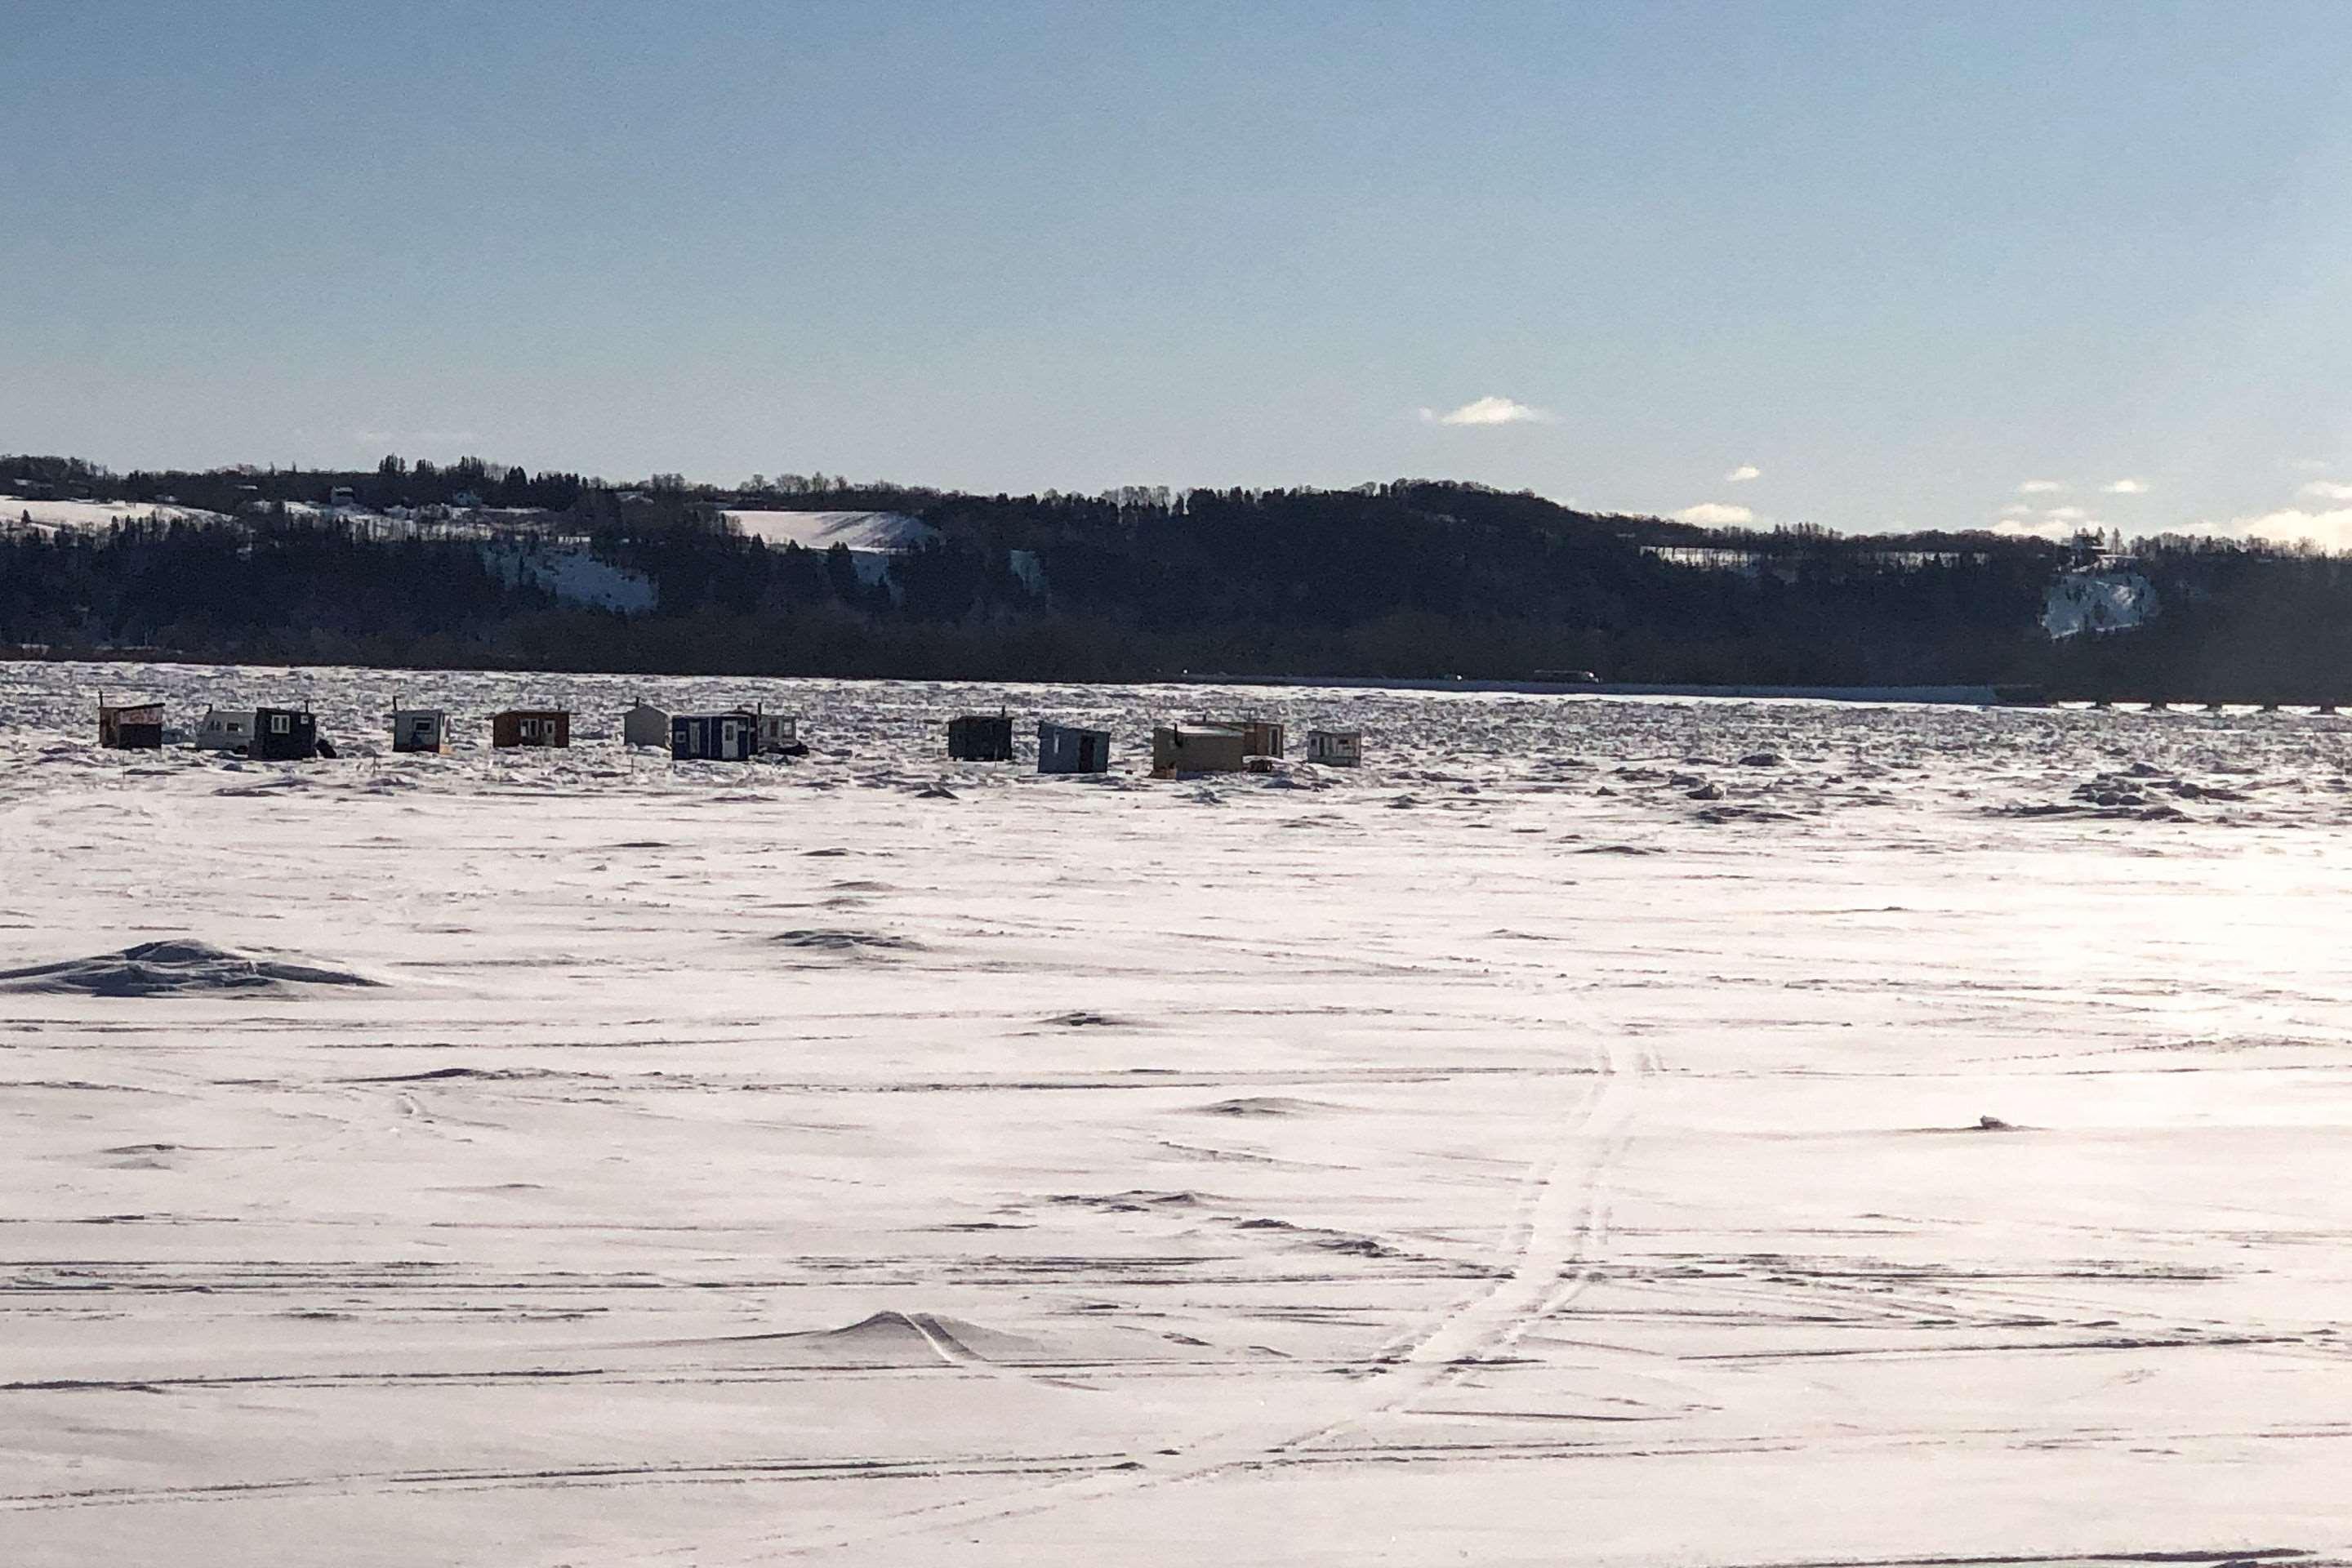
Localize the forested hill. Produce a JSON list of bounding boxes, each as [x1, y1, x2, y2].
[[4, 453, 2347, 697]]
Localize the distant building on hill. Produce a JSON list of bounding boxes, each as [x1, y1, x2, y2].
[[492, 709, 570, 749], [947, 713, 1014, 762], [1037, 721, 1111, 774]]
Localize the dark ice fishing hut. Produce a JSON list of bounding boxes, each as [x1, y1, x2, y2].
[[672, 710, 757, 761], [250, 706, 321, 761], [97, 697, 167, 750], [1037, 720, 1111, 774], [947, 712, 1014, 762], [492, 709, 571, 749]]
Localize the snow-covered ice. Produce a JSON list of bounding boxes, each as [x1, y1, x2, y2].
[[4, 661, 2351, 1566]]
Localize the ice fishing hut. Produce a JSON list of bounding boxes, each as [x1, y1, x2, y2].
[[1152, 724, 1250, 776], [1232, 719, 1289, 756], [621, 700, 670, 748], [390, 706, 449, 753], [96, 697, 166, 750], [754, 710, 803, 755], [250, 706, 320, 761], [1306, 728, 1362, 766], [194, 706, 256, 752], [671, 710, 756, 762], [492, 708, 570, 749], [947, 712, 1014, 762], [1037, 721, 1111, 774]]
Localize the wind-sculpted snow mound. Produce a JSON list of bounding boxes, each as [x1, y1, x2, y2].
[[0, 939, 378, 996], [769, 928, 924, 953], [706, 1310, 1060, 1368], [1196, 1095, 1335, 1117]]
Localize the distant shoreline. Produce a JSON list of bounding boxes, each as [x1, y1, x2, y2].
[[1171, 675, 2037, 706], [4, 651, 2032, 707]]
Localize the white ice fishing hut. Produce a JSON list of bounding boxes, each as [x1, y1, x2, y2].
[[391, 706, 449, 753], [1307, 728, 1362, 766], [194, 706, 256, 752]]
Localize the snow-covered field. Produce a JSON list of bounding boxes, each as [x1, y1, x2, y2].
[[5, 660, 2352, 1567], [0, 497, 233, 534]]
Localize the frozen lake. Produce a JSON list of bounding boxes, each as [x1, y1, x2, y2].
[[4, 661, 2350, 1566]]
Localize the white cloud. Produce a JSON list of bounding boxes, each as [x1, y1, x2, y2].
[[1723, 464, 1761, 483], [1993, 517, 2082, 541], [2101, 479, 2149, 495], [2043, 506, 2091, 523], [2192, 506, 2352, 550], [1420, 395, 1551, 426], [2017, 479, 2067, 494], [2298, 480, 2352, 501], [1998, 503, 2034, 519], [1673, 501, 1754, 526]]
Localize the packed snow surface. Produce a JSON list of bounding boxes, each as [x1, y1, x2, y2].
[[6, 661, 2352, 1566]]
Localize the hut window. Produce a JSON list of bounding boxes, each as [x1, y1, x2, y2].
[[270, 715, 290, 734]]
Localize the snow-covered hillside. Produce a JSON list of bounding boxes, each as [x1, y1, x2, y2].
[[724, 509, 938, 589], [723, 509, 938, 553], [0, 495, 232, 533], [478, 537, 657, 612], [2044, 564, 2158, 637]]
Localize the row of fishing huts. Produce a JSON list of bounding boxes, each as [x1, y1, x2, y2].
[[92, 695, 1364, 774], [950, 713, 1362, 773], [95, 695, 800, 761]]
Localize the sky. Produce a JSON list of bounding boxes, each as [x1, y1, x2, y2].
[[9, 0, 2352, 541]]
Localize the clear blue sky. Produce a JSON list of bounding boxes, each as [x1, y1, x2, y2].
[[9, 1, 2352, 540]]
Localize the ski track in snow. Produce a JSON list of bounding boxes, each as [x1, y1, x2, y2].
[[5, 661, 2352, 1567]]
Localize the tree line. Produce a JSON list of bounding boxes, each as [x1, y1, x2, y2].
[[6, 454, 2350, 695]]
